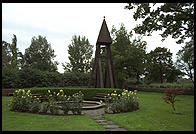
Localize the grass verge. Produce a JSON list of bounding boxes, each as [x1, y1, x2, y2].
[[104, 91, 194, 131], [2, 97, 105, 131]]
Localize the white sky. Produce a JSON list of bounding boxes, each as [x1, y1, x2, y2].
[[2, 3, 187, 73]]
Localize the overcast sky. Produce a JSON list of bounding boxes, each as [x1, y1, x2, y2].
[[2, 3, 186, 73]]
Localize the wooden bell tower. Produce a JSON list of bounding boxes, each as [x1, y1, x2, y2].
[[89, 17, 116, 88]]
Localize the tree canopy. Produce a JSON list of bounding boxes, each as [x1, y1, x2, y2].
[[145, 47, 181, 83], [125, 3, 194, 44], [63, 35, 93, 73], [2, 34, 23, 70], [176, 39, 194, 82], [111, 24, 147, 87], [23, 35, 58, 72]]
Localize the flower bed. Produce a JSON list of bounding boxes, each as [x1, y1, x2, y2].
[[104, 89, 139, 113], [9, 89, 84, 115]]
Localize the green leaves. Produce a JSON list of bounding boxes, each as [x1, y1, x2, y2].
[[125, 3, 194, 44], [146, 47, 180, 83], [23, 35, 58, 72], [176, 40, 194, 82], [63, 35, 93, 73]]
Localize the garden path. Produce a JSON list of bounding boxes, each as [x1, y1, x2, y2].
[[82, 108, 127, 131]]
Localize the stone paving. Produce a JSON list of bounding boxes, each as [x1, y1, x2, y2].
[[82, 108, 127, 131]]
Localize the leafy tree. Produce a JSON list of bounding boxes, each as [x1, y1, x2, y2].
[[146, 47, 178, 83], [176, 40, 194, 83], [23, 35, 58, 72], [111, 24, 132, 87], [111, 24, 147, 87], [63, 35, 93, 73], [2, 34, 23, 69], [2, 41, 11, 68], [125, 3, 194, 44], [128, 37, 147, 83]]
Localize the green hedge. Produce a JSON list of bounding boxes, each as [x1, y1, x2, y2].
[[127, 86, 194, 95], [19, 87, 122, 100]]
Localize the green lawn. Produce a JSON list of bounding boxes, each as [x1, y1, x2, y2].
[[2, 97, 105, 131], [104, 91, 194, 131], [2, 91, 194, 131]]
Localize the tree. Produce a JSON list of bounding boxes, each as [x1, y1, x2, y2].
[[2, 41, 11, 68], [128, 37, 147, 83], [111, 24, 132, 87], [146, 47, 179, 83], [63, 35, 93, 73], [2, 34, 23, 70], [125, 3, 194, 44], [111, 24, 147, 87], [23, 35, 58, 72], [176, 40, 194, 83]]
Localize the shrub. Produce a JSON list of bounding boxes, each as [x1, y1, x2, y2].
[[104, 89, 139, 113], [162, 87, 184, 113], [2, 67, 19, 88], [10, 89, 33, 112], [29, 99, 41, 113]]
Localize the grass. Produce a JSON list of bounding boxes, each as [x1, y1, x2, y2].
[[104, 91, 194, 131], [2, 97, 105, 131], [2, 91, 194, 131]]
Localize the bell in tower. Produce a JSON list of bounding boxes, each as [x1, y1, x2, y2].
[[89, 17, 116, 88]]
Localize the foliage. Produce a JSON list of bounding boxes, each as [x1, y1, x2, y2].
[[125, 3, 194, 44], [2, 41, 11, 68], [9, 89, 40, 112], [23, 35, 58, 72], [104, 89, 139, 113], [62, 72, 89, 87], [111, 24, 147, 88], [2, 35, 23, 70], [69, 91, 84, 114], [176, 39, 194, 83], [145, 47, 181, 83], [9, 89, 84, 115], [162, 87, 184, 113], [2, 67, 19, 88], [63, 35, 93, 73]]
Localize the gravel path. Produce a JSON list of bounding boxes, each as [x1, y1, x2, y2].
[[82, 108, 127, 131]]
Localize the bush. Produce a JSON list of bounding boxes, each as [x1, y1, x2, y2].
[[162, 87, 184, 113], [62, 72, 90, 87], [2, 67, 19, 88], [9, 89, 35, 112]]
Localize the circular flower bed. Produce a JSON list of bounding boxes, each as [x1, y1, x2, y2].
[[9, 89, 139, 115]]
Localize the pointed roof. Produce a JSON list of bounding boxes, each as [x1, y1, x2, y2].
[[96, 17, 112, 45]]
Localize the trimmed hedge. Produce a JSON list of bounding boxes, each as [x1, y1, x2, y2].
[[18, 87, 122, 100], [127, 86, 194, 95]]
